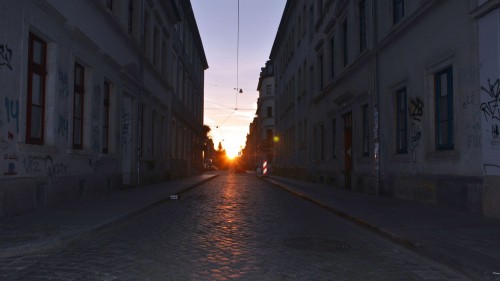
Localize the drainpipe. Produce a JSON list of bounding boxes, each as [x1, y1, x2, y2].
[[137, 0, 145, 187]]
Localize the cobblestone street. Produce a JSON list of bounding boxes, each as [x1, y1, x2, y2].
[[0, 172, 471, 281]]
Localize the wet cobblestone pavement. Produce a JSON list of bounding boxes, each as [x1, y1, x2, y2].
[[0, 172, 471, 280]]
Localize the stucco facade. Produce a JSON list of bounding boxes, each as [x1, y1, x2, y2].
[[0, 0, 207, 217], [255, 61, 276, 165], [267, 0, 500, 218]]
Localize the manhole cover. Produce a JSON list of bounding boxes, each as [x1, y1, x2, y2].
[[283, 237, 351, 252]]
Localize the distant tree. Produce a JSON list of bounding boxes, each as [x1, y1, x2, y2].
[[215, 142, 229, 170], [203, 125, 211, 138]]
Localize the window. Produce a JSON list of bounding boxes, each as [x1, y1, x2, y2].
[[267, 106, 273, 118], [302, 4, 307, 36], [172, 52, 177, 91], [143, 11, 150, 56], [362, 104, 369, 157], [128, 0, 134, 33], [435, 67, 454, 150], [320, 124, 326, 160], [319, 53, 324, 90], [140, 104, 145, 157], [309, 65, 315, 94], [73, 63, 85, 149], [177, 63, 183, 97], [26, 33, 47, 145], [359, 0, 367, 52], [106, 0, 113, 11], [309, 4, 314, 36], [161, 39, 168, 79], [393, 0, 404, 24], [329, 35, 335, 78], [266, 84, 272, 95], [152, 111, 157, 157], [396, 88, 407, 153], [106, 0, 113, 10], [332, 119, 337, 159], [342, 19, 348, 67], [153, 26, 159, 67], [317, 0, 323, 19], [103, 82, 110, 153]]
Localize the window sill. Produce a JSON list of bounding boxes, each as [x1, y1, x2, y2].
[[18, 143, 60, 154]]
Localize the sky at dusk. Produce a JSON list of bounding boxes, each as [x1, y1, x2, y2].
[[191, 0, 286, 158]]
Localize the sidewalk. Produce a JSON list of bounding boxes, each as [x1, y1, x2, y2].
[[263, 175, 500, 281], [0, 172, 218, 259]]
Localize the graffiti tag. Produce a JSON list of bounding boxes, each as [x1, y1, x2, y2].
[[5, 97, 19, 132], [58, 70, 69, 97], [23, 155, 71, 178], [0, 44, 13, 70], [480, 78, 500, 122]]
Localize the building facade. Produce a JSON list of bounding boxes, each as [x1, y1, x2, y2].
[[0, 0, 207, 217], [267, 0, 500, 218], [255, 60, 276, 165]]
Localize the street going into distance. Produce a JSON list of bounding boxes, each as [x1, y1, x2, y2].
[[0, 171, 471, 281]]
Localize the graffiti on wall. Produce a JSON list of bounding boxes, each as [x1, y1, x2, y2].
[[4, 97, 19, 133], [57, 114, 69, 138], [0, 44, 13, 70], [480, 78, 500, 141], [58, 70, 69, 97], [22, 155, 71, 179], [480, 78, 500, 122], [121, 112, 131, 152], [481, 78, 500, 174], [408, 98, 423, 162], [3, 153, 18, 175], [56, 70, 70, 142]]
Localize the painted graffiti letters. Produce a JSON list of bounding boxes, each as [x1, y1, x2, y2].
[[409, 98, 424, 122], [58, 70, 69, 97], [121, 112, 131, 152], [410, 123, 422, 149], [0, 44, 13, 70], [44, 156, 71, 178], [23, 156, 43, 174], [4, 97, 19, 132], [408, 98, 424, 163], [3, 153, 18, 176], [4, 162, 17, 175], [480, 78, 500, 122], [3, 153, 18, 160], [23, 155, 71, 178], [57, 114, 69, 138], [462, 94, 476, 109]]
